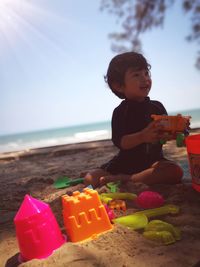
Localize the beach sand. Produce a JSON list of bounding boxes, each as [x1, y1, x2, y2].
[[1, 130, 200, 267]]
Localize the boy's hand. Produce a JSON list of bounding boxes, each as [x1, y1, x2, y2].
[[159, 132, 174, 141], [141, 120, 164, 143], [100, 174, 130, 186]]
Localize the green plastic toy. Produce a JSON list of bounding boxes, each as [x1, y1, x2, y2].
[[112, 205, 180, 230], [113, 214, 148, 230], [100, 192, 137, 204], [54, 176, 84, 189], [176, 133, 185, 147], [143, 219, 181, 245], [100, 195, 112, 204], [143, 230, 176, 245], [134, 204, 180, 218], [106, 181, 121, 192]]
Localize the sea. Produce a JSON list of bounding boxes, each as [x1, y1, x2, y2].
[[0, 108, 199, 154]]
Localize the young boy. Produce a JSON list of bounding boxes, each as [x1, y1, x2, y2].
[[84, 52, 183, 188]]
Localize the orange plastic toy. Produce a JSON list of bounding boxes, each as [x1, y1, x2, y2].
[[108, 199, 126, 211], [62, 188, 113, 242], [151, 114, 191, 146]]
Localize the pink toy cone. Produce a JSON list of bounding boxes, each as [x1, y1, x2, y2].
[[14, 194, 66, 262]]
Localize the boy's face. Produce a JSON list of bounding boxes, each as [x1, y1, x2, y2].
[[116, 68, 152, 101]]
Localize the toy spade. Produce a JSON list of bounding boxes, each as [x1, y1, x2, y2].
[[113, 214, 148, 230], [54, 176, 84, 189]]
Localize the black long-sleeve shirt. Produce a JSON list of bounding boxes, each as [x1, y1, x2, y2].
[[101, 97, 167, 174]]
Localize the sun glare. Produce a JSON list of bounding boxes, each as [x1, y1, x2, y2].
[[0, 0, 30, 48], [0, 0, 64, 46], [0, 0, 47, 52], [0, 0, 20, 30], [0, 0, 68, 58]]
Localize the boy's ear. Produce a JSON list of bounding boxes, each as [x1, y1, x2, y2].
[[112, 82, 124, 93]]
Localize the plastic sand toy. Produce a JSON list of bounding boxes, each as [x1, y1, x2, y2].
[[62, 188, 113, 242], [100, 194, 113, 204], [144, 230, 176, 245], [14, 195, 65, 262], [113, 205, 180, 230], [104, 204, 116, 221], [106, 181, 121, 192], [136, 191, 164, 209], [151, 114, 191, 147], [134, 204, 180, 218], [185, 134, 200, 192], [143, 220, 181, 245], [101, 192, 137, 200], [54, 176, 84, 189], [108, 199, 127, 211], [113, 214, 148, 230], [100, 192, 137, 204]]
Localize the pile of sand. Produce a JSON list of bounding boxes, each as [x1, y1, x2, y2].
[[1, 132, 200, 267]]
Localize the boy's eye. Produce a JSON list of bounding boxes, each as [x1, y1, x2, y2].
[[145, 70, 150, 76], [146, 70, 151, 77], [133, 73, 140, 77], [130, 70, 151, 79]]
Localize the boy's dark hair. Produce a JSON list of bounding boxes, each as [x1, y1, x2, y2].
[[105, 51, 151, 99]]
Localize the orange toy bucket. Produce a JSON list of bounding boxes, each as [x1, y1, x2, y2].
[[185, 134, 200, 192]]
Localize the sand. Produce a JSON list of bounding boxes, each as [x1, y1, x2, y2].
[[1, 130, 200, 267]]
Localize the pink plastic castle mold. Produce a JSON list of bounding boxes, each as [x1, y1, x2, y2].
[[14, 194, 65, 262]]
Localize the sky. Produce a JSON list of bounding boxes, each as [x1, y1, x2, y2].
[[0, 0, 200, 136]]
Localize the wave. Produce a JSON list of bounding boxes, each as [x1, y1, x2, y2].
[[190, 121, 200, 129], [75, 130, 109, 139], [0, 129, 111, 153]]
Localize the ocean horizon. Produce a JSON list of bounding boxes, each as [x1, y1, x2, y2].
[[0, 108, 200, 153]]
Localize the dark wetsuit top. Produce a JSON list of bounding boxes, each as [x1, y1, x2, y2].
[[101, 97, 167, 174]]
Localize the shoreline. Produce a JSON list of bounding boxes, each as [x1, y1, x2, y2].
[[0, 127, 199, 160], [0, 139, 114, 161]]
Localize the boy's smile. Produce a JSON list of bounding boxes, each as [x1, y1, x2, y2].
[[140, 85, 150, 92]]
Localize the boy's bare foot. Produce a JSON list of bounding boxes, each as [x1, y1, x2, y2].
[[80, 170, 90, 178], [84, 173, 97, 187]]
